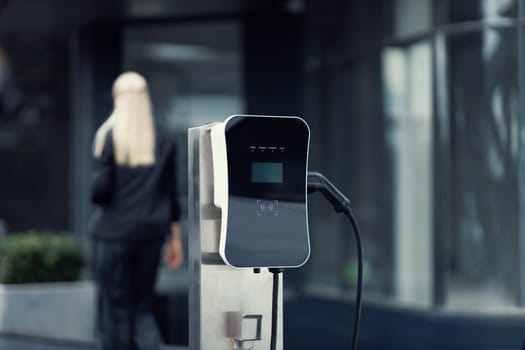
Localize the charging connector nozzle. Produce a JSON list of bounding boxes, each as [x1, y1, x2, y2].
[[307, 171, 351, 213]]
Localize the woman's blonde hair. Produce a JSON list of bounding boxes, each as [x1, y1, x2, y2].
[[93, 71, 155, 167]]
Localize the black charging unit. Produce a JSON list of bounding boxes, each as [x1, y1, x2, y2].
[[211, 115, 363, 350]]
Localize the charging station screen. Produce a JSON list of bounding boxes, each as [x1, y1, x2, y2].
[[251, 162, 283, 183]]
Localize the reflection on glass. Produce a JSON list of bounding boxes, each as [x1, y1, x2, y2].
[[124, 22, 244, 130], [442, 26, 520, 311], [383, 41, 433, 307]]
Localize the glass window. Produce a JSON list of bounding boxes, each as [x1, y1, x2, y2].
[[303, 0, 524, 314], [437, 26, 521, 311], [0, 37, 70, 233]]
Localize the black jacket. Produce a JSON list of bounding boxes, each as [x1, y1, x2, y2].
[[90, 129, 181, 241]]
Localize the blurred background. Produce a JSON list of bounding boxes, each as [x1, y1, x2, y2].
[[1, 0, 525, 349]]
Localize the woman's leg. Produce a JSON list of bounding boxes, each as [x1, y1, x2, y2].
[[93, 239, 134, 350], [131, 238, 164, 350]]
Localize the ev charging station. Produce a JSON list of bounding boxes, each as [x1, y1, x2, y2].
[[188, 115, 362, 350]]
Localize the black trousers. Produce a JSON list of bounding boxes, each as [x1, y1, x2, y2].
[[93, 238, 164, 350]]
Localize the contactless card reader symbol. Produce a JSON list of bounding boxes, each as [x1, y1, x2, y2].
[[211, 115, 310, 269], [257, 200, 279, 216]]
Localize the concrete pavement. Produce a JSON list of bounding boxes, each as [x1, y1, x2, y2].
[[0, 335, 187, 350]]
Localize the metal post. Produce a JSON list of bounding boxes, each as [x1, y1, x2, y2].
[[188, 125, 282, 350]]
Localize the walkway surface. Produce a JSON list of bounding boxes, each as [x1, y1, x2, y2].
[[0, 335, 187, 350]]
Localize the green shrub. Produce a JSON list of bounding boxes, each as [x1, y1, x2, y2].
[[0, 232, 84, 284]]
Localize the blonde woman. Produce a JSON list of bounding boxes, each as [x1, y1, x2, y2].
[[90, 72, 183, 350]]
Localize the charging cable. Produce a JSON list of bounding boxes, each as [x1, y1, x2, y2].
[[268, 268, 283, 350], [307, 171, 363, 350], [265, 172, 363, 350]]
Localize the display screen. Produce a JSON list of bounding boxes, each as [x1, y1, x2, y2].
[[251, 162, 283, 183]]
